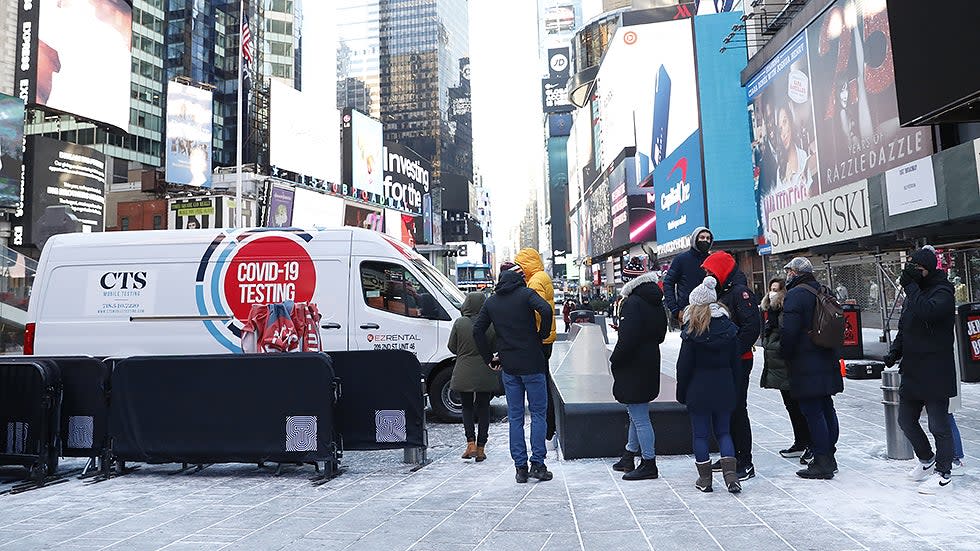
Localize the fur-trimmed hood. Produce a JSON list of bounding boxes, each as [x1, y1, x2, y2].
[[621, 271, 660, 298]]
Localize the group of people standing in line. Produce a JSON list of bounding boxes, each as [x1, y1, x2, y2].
[[445, 228, 965, 494]]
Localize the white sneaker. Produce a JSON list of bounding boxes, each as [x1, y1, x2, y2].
[[909, 459, 935, 481], [951, 459, 965, 477], [917, 472, 952, 494]]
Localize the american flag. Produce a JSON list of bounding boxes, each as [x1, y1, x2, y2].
[[241, 14, 253, 67]]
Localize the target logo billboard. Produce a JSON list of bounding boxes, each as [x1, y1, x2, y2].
[[196, 229, 317, 352], [623, 31, 638, 45]]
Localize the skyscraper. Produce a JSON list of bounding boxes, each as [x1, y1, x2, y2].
[[336, 1, 381, 119]]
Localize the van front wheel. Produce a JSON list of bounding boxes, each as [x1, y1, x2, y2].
[[429, 368, 463, 423]]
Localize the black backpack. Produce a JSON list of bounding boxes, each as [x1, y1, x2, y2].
[[799, 284, 845, 349]]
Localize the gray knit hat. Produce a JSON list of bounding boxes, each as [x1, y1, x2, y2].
[[783, 257, 813, 273], [688, 276, 718, 306]]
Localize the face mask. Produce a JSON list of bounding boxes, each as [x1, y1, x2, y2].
[[695, 240, 710, 253], [769, 291, 779, 301]]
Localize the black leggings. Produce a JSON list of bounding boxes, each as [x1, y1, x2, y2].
[[461, 391, 492, 446]]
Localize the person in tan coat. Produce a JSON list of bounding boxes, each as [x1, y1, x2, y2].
[[515, 249, 558, 440]]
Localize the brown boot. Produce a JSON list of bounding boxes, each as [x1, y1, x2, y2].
[[461, 441, 476, 459], [695, 460, 713, 492], [474, 445, 487, 462], [721, 457, 741, 493]]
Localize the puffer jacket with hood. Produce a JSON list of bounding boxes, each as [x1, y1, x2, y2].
[[890, 269, 957, 401], [675, 306, 740, 414], [610, 272, 667, 404], [663, 226, 713, 316], [515, 248, 557, 345], [473, 270, 553, 376], [760, 288, 789, 390], [701, 251, 761, 360], [449, 292, 501, 393]]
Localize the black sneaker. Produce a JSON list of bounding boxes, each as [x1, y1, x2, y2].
[[515, 466, 529, 484], [529, 462, 554, 482], [779, 444, 807, 458], [737, 463, 756, 481], [800, 448, 814, 465]]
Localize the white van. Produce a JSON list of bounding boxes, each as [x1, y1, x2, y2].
[[25, 227, 468, 420]]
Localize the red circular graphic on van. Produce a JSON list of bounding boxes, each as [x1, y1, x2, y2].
[[623, 31, 637, 45], [222, 236, 316, 323], [367, 334, 374, 342]]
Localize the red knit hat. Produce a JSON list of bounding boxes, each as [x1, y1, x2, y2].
[[702, 251, 736, 284]]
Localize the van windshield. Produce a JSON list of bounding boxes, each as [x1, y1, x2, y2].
[[411, 259, 465, 311]]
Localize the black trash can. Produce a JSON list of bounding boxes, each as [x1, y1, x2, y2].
[[841, 303, 863, 360], [955, 303, 980, 383], [570, 309, 595, 324]]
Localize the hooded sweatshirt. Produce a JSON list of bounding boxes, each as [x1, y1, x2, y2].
[[449, 292, 500, 393], [473, 270, 553, 376], [515, 248, 557, 345], [663, 226, 713, 315]]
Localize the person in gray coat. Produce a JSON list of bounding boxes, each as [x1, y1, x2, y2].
[[449, 292, 499, 462]]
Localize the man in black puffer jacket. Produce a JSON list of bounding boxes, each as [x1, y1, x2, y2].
[[781, 257, 843, 480], [701, 251, 761, 480], [884, 246, 956, 493], [663, 227, 713, 326], [474, 267, 554, 484], [609, 270, 668, 480]]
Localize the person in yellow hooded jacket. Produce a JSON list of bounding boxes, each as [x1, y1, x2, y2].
[[515, 248, 558, 441]]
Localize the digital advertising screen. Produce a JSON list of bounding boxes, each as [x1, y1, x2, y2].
[[585, 177, 612, 257], [653, 130, 706, 256], [384, 208, 418, 247], [291, 187, 344, 228], [165, 81, 213, 187], [344, 202, 383, 232], [0, 93, 25, 209], [17, 0, 132, 130], [13, 136, 106, 246], [271, 80, 341, 184], [266, 186, 295, 228], [382, 143, 428, 215], [746, 0, 932, 251], [347, 110, 384, 197]]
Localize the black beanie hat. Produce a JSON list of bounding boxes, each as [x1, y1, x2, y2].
[[910, 246, 937, 273]]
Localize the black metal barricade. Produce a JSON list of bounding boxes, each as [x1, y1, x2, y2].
[[0, 359, 63, 492]]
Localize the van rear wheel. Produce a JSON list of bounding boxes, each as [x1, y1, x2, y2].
[[429, 368, 463, 423]]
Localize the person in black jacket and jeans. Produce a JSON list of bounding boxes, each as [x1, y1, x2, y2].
[[701, 251, 761, 480], [884, 246, 957, 493], [474, 266, 554, 484], [609, 270, 667, 480], [781, 257, 844, 480], [663, 227, 713, 326]]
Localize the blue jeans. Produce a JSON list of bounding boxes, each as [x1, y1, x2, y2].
[[690, 411, 735, 463], [949, 414, 964, 460], [798, 396, 840, 457], [502, 372, 548, 467], [625, 403, 656, 460]]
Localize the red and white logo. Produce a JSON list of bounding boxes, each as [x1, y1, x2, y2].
[[623, 31, 638, 45], [367, 334, 375, 342]]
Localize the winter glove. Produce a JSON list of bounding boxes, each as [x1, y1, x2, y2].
[[883, 351, 898, 368], [899, 264, 923, 287]]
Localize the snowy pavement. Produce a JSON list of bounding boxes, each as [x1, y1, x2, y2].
[[0, 331, 978, 551]]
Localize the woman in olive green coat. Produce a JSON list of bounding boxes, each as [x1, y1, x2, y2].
[[449, 292, 499, 461]]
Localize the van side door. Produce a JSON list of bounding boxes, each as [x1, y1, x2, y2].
[[351, 258, 445, 363]]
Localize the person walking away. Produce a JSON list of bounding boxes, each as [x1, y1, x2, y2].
[[562, 299, 576, 333], [759, 278, 811, 461], [473, 265, 554, 483], [609, 270, 667, 480], [663, 227, 714, 326], [883, 246, 957, 493], [701, 251, 761, 480], [515, 248, 559, 443], [781, 257, 844, 480], [676, 277, 741, 493], [449, 292, 499, 462]]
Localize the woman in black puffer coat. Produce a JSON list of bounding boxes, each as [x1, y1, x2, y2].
[[609, 271, 667, 481], [759, 278, 811, 461]]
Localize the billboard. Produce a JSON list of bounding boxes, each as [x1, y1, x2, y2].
[[544, 4, 576, 35], [343, 109, 384, 197], [548, 113, 572, 137], [165, 81, 213, 187], [547, 47, 571, 80], [169, 197, 216, 230], [271, 80, 341, 184], [654, 131, 706, 256], [585, 176, 612, 257], [382, 143, 428, 215], [16, 0, 132, 130], [384, 208, 417, 247], [291, 187, 344, 228], [0, 93, 25, 209], [266, 186, 295, 228], [747, 0, 933, 251], [542, 78, 573, 113], [345, 202, 383, 232]]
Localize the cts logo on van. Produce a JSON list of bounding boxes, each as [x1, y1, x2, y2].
[[100, 271, 148, 290], [196, 229, 317, 353]]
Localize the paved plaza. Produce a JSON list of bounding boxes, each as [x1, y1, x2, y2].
[[1, 330, 978, 551]]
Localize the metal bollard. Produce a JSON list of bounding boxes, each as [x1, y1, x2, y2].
[[881, 369, 913, 460]]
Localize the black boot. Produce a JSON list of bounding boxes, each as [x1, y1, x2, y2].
[[796, 454, 834, 479], [529, 462, 553, 482], [515, 466, 529, 483], [612, 450, 638, 473], [622, 458, 659, 480]]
